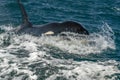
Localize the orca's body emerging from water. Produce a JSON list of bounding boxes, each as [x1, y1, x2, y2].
[[16, 0, 89, 36]]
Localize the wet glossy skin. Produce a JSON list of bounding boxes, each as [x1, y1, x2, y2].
[[17, 21, 89, 36]]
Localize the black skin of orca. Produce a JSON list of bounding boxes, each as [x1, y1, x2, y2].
[[16, 0, 89, 36]]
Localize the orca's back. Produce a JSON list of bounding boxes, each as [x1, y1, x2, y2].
[[61, 21, 89, 35]]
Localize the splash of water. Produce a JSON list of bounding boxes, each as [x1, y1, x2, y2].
[[0, 22, 115, 55], [0, 23, 119, 80], [0, 23, 116, 57]]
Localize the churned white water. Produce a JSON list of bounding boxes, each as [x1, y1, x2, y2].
[[0, 23, 119, 80]]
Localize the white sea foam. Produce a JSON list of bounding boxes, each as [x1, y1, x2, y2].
[[0, 23, 115, 55], [0, 23, 118, 80], [46, 60, 120, 80], [0, 24, 14, 31]]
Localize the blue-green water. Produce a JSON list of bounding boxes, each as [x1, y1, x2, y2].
[[0, 0, 120, 80]]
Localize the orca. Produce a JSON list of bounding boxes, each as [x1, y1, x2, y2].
[[16, 0, 89, 36]]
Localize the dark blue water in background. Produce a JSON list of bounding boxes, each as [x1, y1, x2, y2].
[[0, 0, 120, 80]]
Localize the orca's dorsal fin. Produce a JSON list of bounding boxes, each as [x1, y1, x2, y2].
[[17, 0, 32, 27]]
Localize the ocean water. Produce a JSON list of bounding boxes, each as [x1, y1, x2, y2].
[[0, 0, 120, 80]]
